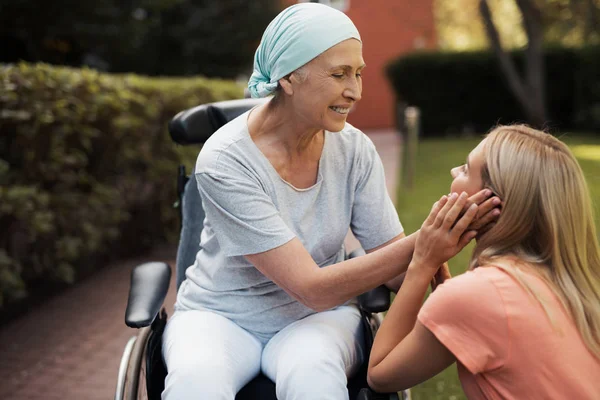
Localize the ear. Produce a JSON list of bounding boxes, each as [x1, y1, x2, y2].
[[278, 75, 294, 96]]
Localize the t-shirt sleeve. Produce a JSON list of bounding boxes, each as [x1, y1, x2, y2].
[[418, 269, 509, 374], [350, 134, 403, 250], [195, 169, 295, 257]]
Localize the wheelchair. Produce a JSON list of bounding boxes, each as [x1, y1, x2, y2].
[[115, 98, 406, 400]]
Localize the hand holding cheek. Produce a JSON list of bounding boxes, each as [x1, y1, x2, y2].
[[462, 189, 501, 230], [412, 192, 478, 275], [469, 195, 502, 236]]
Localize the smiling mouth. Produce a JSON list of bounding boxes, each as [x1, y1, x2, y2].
[[329, 106, 350, 115]]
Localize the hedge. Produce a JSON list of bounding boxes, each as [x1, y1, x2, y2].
[[0, 63, 243, 308], [386, 46, 600, 136]]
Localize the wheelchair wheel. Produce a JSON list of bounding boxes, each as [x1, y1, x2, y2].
[[123, 326, 151, 400]]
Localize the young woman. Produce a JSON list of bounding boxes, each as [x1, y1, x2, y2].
[[368, 125, 600, 399]]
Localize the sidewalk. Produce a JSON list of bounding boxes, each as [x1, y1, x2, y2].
[[0, 129, 401, 400]]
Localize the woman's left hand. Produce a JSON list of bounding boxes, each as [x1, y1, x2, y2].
[[412, 192, 478, 274]]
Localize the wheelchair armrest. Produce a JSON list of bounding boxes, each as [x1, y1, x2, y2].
[[125, 262, 171, 328], [349, 248, 391, 314], [358, 285, 391, 314]]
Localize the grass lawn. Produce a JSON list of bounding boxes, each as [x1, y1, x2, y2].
[[393, 133, 600, 400]]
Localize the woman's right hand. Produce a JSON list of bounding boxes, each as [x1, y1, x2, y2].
[[411, 192, 478, 274]]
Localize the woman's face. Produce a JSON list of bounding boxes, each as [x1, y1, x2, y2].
[[287, 38, 364, 132], [450, 138, 486, 196]]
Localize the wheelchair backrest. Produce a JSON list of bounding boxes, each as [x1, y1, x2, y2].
[[169, 97, 269, 289]]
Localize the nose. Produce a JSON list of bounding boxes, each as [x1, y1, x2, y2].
[[343, 76, 362, 102], [450, 167, 459, 179]]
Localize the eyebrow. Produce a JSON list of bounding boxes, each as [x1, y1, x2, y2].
[[332, 64, 367, 71]]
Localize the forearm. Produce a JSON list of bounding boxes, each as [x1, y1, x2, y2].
[[369, 264, 432, 368], [384, 271, 406, 293], [307, 232, 417, 311]]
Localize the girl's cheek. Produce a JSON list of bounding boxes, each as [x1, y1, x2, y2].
[[450, 179, 460, 193]]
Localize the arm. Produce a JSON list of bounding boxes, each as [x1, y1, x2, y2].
[[366, 233, 410, 292], [245, 231, 417, 312], [367, 267, 455, 392], [368, 192, 478, 391]]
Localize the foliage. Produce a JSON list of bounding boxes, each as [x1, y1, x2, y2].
[[435, 0, 527, 50], [0, 0, 279, 78], [386, 46, 600, 136], [395, 134, 600, 400], [435, 0, 600, 51], [0, 62, 243, 307], [539, 0, 600, 46]]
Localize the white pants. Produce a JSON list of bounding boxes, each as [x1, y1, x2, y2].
[[161, 305, 365, 400]]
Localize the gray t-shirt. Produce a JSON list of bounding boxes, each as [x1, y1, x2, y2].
[[175, 110, 403, 342]]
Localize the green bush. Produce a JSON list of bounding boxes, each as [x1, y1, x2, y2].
[[0, 63, 243, 307], [386, 46, 600, 136], [574, 46, 600, 130]]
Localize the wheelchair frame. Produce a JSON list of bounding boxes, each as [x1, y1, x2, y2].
[[115, 98, 408, 400]]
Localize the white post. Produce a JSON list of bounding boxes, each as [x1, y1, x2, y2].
[[402, 106, 420, 190]]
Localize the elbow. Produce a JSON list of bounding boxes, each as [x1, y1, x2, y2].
[[301, 294, 336, 312], [367, 370, 386, 394], [300, 283, 343, 312], [367, 367, 405, 394], [366, 373, 378, 392], [295, 272, 339, 312]]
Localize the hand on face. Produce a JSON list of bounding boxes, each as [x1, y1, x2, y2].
[[465, 189, 502, 237], [412, 192, 478, 273]]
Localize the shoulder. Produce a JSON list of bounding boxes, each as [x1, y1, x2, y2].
[[419, 266, 514, 373], [441, 266, 512, 294], [334, 122, 375, 149], [195, 112, 253, 175], [423, 266, 511, 318], [327, 122, 378, 166]]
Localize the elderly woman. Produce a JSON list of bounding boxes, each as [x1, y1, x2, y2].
[[162, 3, 495, 399]]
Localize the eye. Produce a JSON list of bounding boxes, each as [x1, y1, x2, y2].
[[332, 73, 344, 79], [356, 73, 362, 78]]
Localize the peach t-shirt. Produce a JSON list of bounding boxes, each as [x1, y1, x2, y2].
[[418, 265, 600, 399]]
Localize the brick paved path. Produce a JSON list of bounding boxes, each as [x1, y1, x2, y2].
[[0, 130, 400, 400]]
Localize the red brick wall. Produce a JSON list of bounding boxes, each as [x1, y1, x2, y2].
[[345, 0, 436, 129], [278, 0, 436, 129]]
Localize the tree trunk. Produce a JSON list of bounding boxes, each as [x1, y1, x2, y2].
[[479, 0, 547, 127], [583, 0, 599, 43]]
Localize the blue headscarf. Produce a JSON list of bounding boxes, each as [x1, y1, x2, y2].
[[248, 3, 361, 98]]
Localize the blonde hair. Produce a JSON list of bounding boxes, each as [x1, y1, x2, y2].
[[471, 124, 600, 358]]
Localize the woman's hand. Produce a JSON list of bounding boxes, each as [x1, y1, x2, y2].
[[466, 189, 502, 236], [411, 192, 478, 274]]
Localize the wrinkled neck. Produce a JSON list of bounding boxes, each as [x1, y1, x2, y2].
[[248, 98, 323, 156]]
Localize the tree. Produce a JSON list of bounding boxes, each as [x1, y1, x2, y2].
[[479, 0, 547, 127], [156, 0, 280, 78], [0, 0, 279, 78], [542, 0, 600, 46], [435, 0, 527, 50], [435, 0, 599, 51], [435, 0, 600, 126]]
